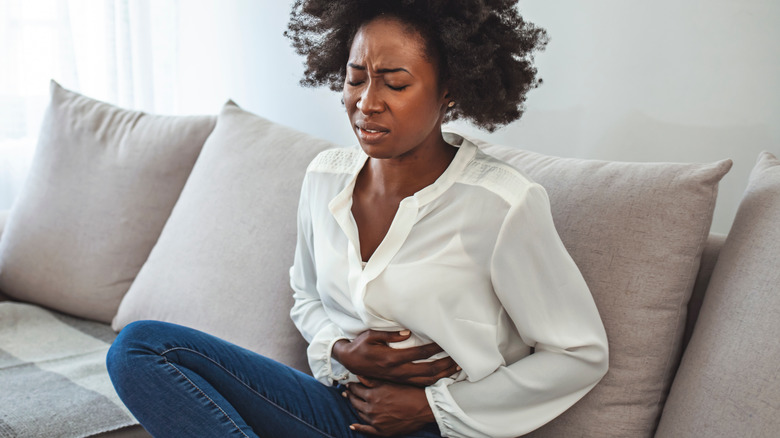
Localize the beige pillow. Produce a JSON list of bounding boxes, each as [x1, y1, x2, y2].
[[112, 102, 335, 372], [655, 151, 780, 437], [0, 81, 215, 323], [469, 136, 732, 437]]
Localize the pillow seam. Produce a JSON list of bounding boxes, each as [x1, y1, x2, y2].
[[652, 175, 719, 431]]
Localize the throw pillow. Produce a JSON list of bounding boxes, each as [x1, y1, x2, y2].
[[112, 102, 335, 372], [464, 134, 732, 437], [655, 151, 780, 437], [0, 81, 216, 323]]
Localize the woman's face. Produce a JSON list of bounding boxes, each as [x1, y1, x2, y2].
[[344, 17, 449, 160]]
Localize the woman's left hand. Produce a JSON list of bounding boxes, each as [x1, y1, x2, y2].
[[344, 376, 435, 436]]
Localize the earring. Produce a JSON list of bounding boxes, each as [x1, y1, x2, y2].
[[448, 101, 455, 108]]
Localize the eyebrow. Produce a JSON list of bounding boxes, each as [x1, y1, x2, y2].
[[347, 63, 412, 75]]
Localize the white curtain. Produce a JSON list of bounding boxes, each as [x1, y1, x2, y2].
[[0, 0, 180, 210]]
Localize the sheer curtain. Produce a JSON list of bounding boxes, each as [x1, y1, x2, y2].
[[0, 0, 180, 210]]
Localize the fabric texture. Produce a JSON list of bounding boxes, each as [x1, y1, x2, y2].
[[655, 151, 780, 438], [0, 302, 138, 436], [466, 133, 732, 437], [682, 232, 726, 351], [0, 80, 216, 323], [112, 102, 334, 373], [290, 134, 608, 438], [107, 320, 441, 438]]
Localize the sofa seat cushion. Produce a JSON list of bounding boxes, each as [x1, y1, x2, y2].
[[112, 102, 336, 372], [656, 151, 780, 437], [0, 302, 138, 436], [470, 134, 732, 437], [0, 81, 216, 323]]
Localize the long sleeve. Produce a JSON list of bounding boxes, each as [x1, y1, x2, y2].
[[289, 173, 350, 385], [425, 183, 609, 438]]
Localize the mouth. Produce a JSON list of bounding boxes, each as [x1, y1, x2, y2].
[[355, 123, 390, 144]]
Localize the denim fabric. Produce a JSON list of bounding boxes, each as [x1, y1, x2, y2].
[[106, 320, 441, 438]]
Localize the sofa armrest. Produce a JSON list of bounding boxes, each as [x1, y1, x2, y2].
[[682, 232, 727, 351]]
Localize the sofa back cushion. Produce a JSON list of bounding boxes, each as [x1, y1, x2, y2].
[[655, 151, 780, 437], [471, 135, 732, 437], [112, 102, 334, 371], [0, 81, 216, 323]]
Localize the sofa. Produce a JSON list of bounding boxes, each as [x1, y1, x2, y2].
[[0, 80, 777, 438]]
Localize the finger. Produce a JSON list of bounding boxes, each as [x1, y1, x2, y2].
[[356, 375, 379, 387], [346, 390, 370, 413], [407, 361, 462, 386], [346, 382, 370, 401], [396, 355, 455, 378], [350, 424, 382, 436], [366, 329, 412, 344], [389, 342, 446, 363]]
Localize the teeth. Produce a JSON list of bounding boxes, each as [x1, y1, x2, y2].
[[363, 128, 379, 133]]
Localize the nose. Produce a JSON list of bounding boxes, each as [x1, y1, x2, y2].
[[356, 81, 384, 115]]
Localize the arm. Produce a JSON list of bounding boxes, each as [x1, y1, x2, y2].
[[425, 184, 609, 438], [289, 173, 351, 385]]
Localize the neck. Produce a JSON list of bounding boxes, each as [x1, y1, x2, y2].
[[361, 133, 456, 199]]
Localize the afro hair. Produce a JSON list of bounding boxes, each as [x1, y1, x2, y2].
[[285, 0, 548, 131]]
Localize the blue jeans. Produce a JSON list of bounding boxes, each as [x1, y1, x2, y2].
[[106, 321, 442, 438]]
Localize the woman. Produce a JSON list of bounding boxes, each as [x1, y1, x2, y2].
[[107, 1, 608, 437]]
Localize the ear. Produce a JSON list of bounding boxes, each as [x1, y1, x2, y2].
[[442, 91, 455, 111]]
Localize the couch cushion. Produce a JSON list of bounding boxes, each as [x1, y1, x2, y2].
[[112, 102, 335, 372], [0, 81, 215, 323], [468, 135, 732, 437], [655, 151, 780, 437]]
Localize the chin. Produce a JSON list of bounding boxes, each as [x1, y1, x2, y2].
[[359, 143, 394, 159]]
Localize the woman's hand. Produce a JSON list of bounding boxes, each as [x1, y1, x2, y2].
[[344, 376, 435, 436], [332, 329, 459, 386]]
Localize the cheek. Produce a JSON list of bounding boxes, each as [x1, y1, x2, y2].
[[342, 89, 356, 112], [396, 94, 440, 123]]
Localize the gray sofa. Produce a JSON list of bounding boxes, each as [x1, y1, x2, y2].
[[0, 81, 777, 438]]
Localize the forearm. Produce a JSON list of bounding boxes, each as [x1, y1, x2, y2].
[[426, 343, 608, 438]]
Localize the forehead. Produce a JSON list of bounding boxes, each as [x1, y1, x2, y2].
[[348, 17, 430, 68]]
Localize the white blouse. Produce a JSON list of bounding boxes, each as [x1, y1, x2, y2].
[[289, 133, 608, 438]]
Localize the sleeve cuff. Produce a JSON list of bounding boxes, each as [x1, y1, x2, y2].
[[425, 379, 492, 438], [307, 323, 350, 385]]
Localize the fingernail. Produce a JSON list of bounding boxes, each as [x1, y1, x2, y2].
[[342, 391, 347, 398], [399, 330, 411, 336], [456, 365, 462, 371], [349, 425, 356, 430]]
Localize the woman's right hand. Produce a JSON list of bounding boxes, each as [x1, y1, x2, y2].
[[332, 329, 460, 387]]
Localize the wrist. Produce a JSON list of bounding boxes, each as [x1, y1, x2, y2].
[[417, 394, 436, 424], [331, 338, 350, 364]]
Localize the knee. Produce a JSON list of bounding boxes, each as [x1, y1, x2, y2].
[[107, 320, 167, 379]]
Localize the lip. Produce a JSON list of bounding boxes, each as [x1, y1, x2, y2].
[[355, 121, 390, 144]]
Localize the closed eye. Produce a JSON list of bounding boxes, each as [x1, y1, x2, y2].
[[347, 81, 364, 86], [387, 84, 409, 91]]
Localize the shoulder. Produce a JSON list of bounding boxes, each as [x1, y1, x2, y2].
[[306, 147, 364, 175], [458, 145, 542, 206]]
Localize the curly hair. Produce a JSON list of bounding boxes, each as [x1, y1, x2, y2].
[[285, 0, 548, 131]]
